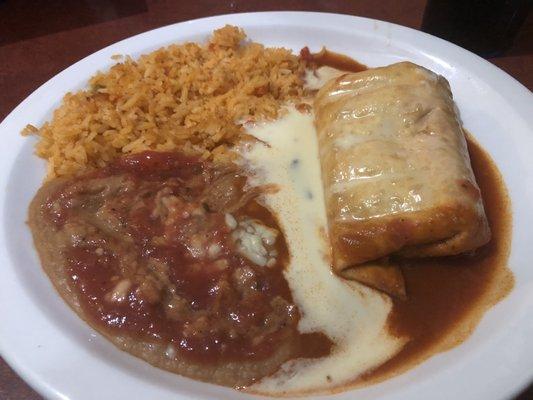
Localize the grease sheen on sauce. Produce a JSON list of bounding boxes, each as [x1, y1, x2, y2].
[[300, 47, 368, 72]]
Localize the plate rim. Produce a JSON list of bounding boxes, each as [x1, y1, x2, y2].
[[0, 11, 532, 400]]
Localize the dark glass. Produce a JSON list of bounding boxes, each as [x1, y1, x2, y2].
[[422, 0, 531, 57]]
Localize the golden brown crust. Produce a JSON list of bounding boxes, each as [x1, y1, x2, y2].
[[340, 262, 406, 299], [332, 204, 490, 268]]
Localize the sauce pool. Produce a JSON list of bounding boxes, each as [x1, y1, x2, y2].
[[300, 47, 367, 72], [361, 137, 513, 385]]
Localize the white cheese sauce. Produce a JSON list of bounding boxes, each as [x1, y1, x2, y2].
[[239, 107, 406, 395]]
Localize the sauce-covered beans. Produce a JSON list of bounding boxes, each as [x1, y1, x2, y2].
[[44, 151, 330, 364]]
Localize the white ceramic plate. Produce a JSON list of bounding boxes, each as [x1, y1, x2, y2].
[[1, 12, 532, 400]]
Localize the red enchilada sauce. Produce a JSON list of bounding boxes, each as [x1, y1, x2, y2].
[[43, 151, 331, 364], [300, 47, 367, 72]]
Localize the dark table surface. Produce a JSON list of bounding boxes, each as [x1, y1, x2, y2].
[[0, 1, 531, 399]]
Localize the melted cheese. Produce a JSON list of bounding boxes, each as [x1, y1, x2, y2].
[[239, 107, 406, 395], [232, 218, 278, 267]]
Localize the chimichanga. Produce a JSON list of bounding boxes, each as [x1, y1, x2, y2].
[[314, 62, 490, 296]]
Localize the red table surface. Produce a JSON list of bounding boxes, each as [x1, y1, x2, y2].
[[0, 1, 531, 399]]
